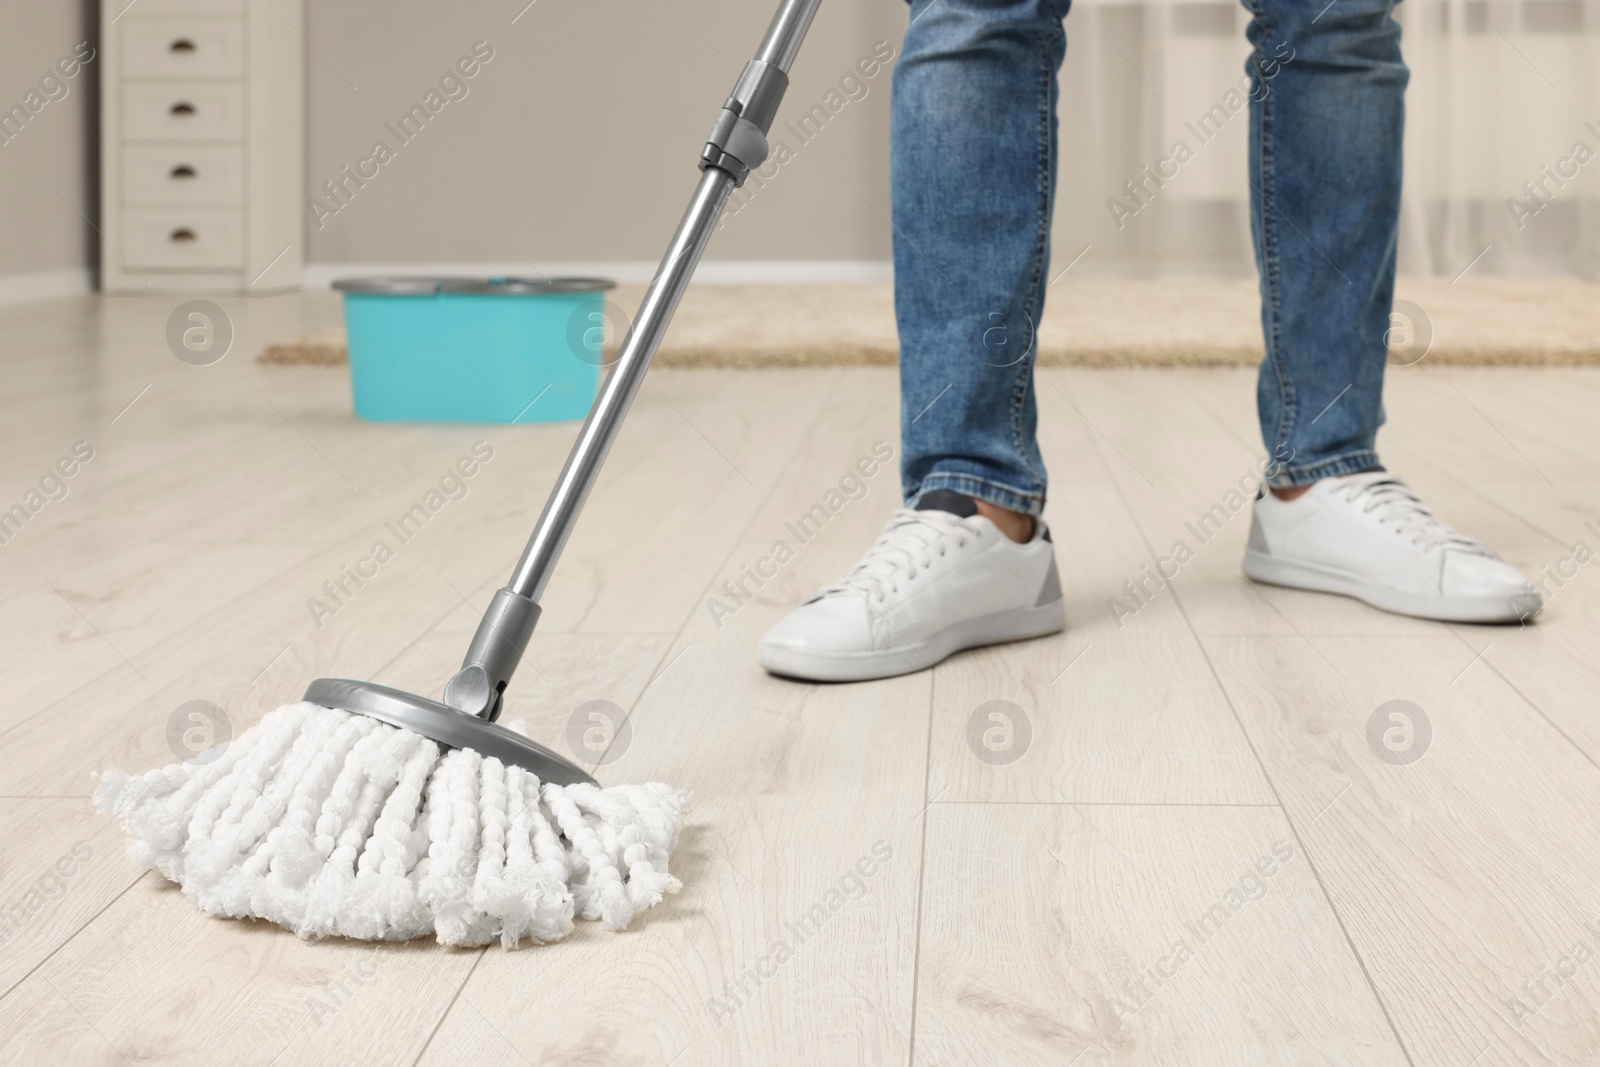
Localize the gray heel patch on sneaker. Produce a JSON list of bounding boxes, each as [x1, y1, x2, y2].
[[1035, 555, 1063, 606], [1248, 513, 1270, 554]]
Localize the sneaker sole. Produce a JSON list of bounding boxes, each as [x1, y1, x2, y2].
[[757, 599, 1066, 683], [1242, 550, 1529, 623]]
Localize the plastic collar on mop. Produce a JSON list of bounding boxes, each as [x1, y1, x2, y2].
[[96, 703, 688, 947]]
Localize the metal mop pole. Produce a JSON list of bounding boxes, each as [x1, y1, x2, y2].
[[442, 0, 825, 719]]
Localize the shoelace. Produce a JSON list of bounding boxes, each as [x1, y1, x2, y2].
[[1333, 476, 1492, 555], [810, 508, 974, 604]]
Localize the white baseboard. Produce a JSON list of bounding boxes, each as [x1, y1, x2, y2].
[[302, 260, 893, 289], [0, 268, 93, 307]]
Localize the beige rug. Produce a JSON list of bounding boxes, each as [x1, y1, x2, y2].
[[258, 277, 1600, 368]]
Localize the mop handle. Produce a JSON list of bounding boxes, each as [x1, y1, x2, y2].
[[507, 0, 823, 603], [440, 0, 825, 718]]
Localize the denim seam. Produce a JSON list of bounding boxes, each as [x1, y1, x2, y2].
[[1251, 0, 1296, 468], [1005, 24, 1062, 506], [916, 471, 1046, 516], [1269, 450, 1384, 487]]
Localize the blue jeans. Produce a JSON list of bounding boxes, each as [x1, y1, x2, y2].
[[892, 0, 1408, 511]]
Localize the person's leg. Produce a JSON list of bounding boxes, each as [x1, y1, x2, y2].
[[1245, 0, 1404, 486], [893, 0, 1072, 521], [757, 0, 1071, 682], [1239, 0, 1540, 622]]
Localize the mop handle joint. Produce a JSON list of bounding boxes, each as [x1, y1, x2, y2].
[[443, 589, 541, 720], [700, 60, 789, 186]]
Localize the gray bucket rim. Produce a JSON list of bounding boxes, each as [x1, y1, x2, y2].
[[332, 275, 617, 295]]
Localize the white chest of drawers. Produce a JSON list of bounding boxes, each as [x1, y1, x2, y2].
[[100, 0, 304, 293]]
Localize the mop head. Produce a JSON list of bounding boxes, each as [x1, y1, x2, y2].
[[95, 702, 688, 947]]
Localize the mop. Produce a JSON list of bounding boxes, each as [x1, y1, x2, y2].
[[97, 0, 824, 948]]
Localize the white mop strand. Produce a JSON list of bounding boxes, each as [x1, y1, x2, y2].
[[96, 702, 688, 947]]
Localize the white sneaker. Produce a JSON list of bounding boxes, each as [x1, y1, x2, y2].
[[1243, 472, 1541, 623], [758, 491, 1065, 682]]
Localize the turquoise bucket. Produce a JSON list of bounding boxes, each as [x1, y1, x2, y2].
[[334, 276, 616, 423]]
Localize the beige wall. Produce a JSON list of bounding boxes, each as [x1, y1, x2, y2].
[[304, 0, 907, 269], [0, 2, 98, 278]]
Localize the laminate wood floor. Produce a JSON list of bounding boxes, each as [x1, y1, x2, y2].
[[1, 292, 1597, 1066]]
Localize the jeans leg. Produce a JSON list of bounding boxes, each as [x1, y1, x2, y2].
[[892, 0, 1072, 517], [1245, 0, 1407, 486]]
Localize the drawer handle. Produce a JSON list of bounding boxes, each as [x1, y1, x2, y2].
[[170, 229, 198, 243], [169, 102, 196, 117], [169, 38, 198, 53], [170, 165, 197, 179]]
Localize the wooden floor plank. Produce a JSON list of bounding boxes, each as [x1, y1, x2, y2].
[[1203, 633, 1600, 1066], [0, 799, 146, 1000], [912, 803, 1407, 1065]]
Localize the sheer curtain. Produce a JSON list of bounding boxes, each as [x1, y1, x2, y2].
[[1049, 0, 1600, 277]]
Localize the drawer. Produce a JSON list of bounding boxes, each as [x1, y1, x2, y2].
[[123, 145, 243, 204], [123, 208, 243, 269], [122, 82, 243, 140], [121, 19, 244, 79], [127, 0, 244, 13]]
